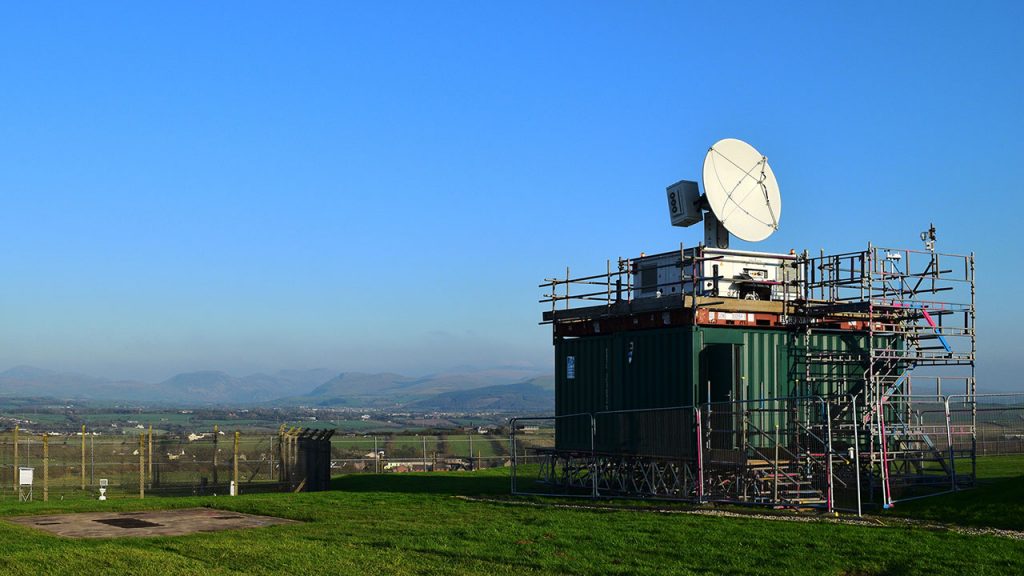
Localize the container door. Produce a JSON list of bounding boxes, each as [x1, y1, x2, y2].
[[700, 343, 743, 449]]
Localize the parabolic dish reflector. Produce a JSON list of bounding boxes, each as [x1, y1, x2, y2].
[[701, 138, 781, 242]]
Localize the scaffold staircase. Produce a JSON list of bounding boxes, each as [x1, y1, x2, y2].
[[799, 242, 975, 507], [747, 459, 828, 507]]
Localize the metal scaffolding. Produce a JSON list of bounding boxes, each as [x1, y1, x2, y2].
[[800, 244, 976, 507], [528, 238, 979, 512]]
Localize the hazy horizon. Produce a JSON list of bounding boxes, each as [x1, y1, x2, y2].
[[0, 361, 550, 385]]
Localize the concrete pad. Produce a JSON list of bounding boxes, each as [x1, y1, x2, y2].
[[6, 507, 296, 538]]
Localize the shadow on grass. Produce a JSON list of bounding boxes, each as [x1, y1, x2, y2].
[[331, 471, 510, 497]]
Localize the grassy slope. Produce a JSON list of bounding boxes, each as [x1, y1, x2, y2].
[[0, 469, 1019, 576], [973, 455, 1024, 480], [886, 455, 1024, 530]]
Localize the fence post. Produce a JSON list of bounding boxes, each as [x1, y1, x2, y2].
[[590, 415, 598, 498], [283, 428, 290, 481], [944, 397, 956, 492], [509, 419, 517, 494], [12, 424, 17, 494], [877, 398, 892, 509], [81, 424, 86, 490], [233, 431, 239, 496], [138, 433, 145, 499], [287, 427, 294, 481], [147, 425, 153, 485], [277, 425, 285, 481], [293, 429, 300, 474], [212, 424, 219, 485], [742, 406, 749, 500], [773, 424, 779, 504], [970, 393, 977, 484], [824, 399, 834, 514], [42, 434, 49, 502], [695, 407, 704, 502], [851, 395, 862, 517]]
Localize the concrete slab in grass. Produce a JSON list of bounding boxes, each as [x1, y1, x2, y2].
[[6, 507, 296, 538]]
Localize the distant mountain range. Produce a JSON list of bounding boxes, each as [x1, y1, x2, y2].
[[0, 365, 553, 412], [407, 378, 553, 413]]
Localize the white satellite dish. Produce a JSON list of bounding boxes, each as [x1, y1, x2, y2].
[[701, 138, 781, 243]]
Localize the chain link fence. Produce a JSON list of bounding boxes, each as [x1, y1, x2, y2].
[[0, 426, 537, 503], [970, 394, 1024, 456], [6, 396, 1020, 510], [0, 429, 295, 502], [511, 393, 1024, 514], [330, 431, 530, 475]]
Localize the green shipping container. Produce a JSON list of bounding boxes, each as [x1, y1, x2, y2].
[[554, 325, 879, 455]]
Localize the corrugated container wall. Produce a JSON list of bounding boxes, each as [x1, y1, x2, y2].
[[555, 325, 878, 455]]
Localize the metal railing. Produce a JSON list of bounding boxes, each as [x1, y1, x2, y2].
[[511, 393, 1024, 515], [540, 246, 801, 318]]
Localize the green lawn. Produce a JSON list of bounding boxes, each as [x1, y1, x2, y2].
[[885, 454, 1024, 531], [331, 437, 382, 455], [974, 454, 1024, 479], [0, 468, 1020, 575], [445, 435, 504, 458]]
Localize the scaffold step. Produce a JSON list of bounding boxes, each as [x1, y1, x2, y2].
[[778, 494, 827, 502], [758, 472, 804, 480], [747, 459, 795, 467]]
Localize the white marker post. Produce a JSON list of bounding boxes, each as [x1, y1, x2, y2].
[[18, 468, 33, 502]]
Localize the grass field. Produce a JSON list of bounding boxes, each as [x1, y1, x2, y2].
[[330, 434, 510, 460], [4, 412, 196, 428], [324, 419, 405, 432], [0, 463, 1021, 575], [885, 454, 1024, 531]]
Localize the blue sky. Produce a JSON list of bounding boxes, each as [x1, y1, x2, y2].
[[0, 3, 1020, 386]]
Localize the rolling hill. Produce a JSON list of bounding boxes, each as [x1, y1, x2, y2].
[[0, 365, 553, 411]]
